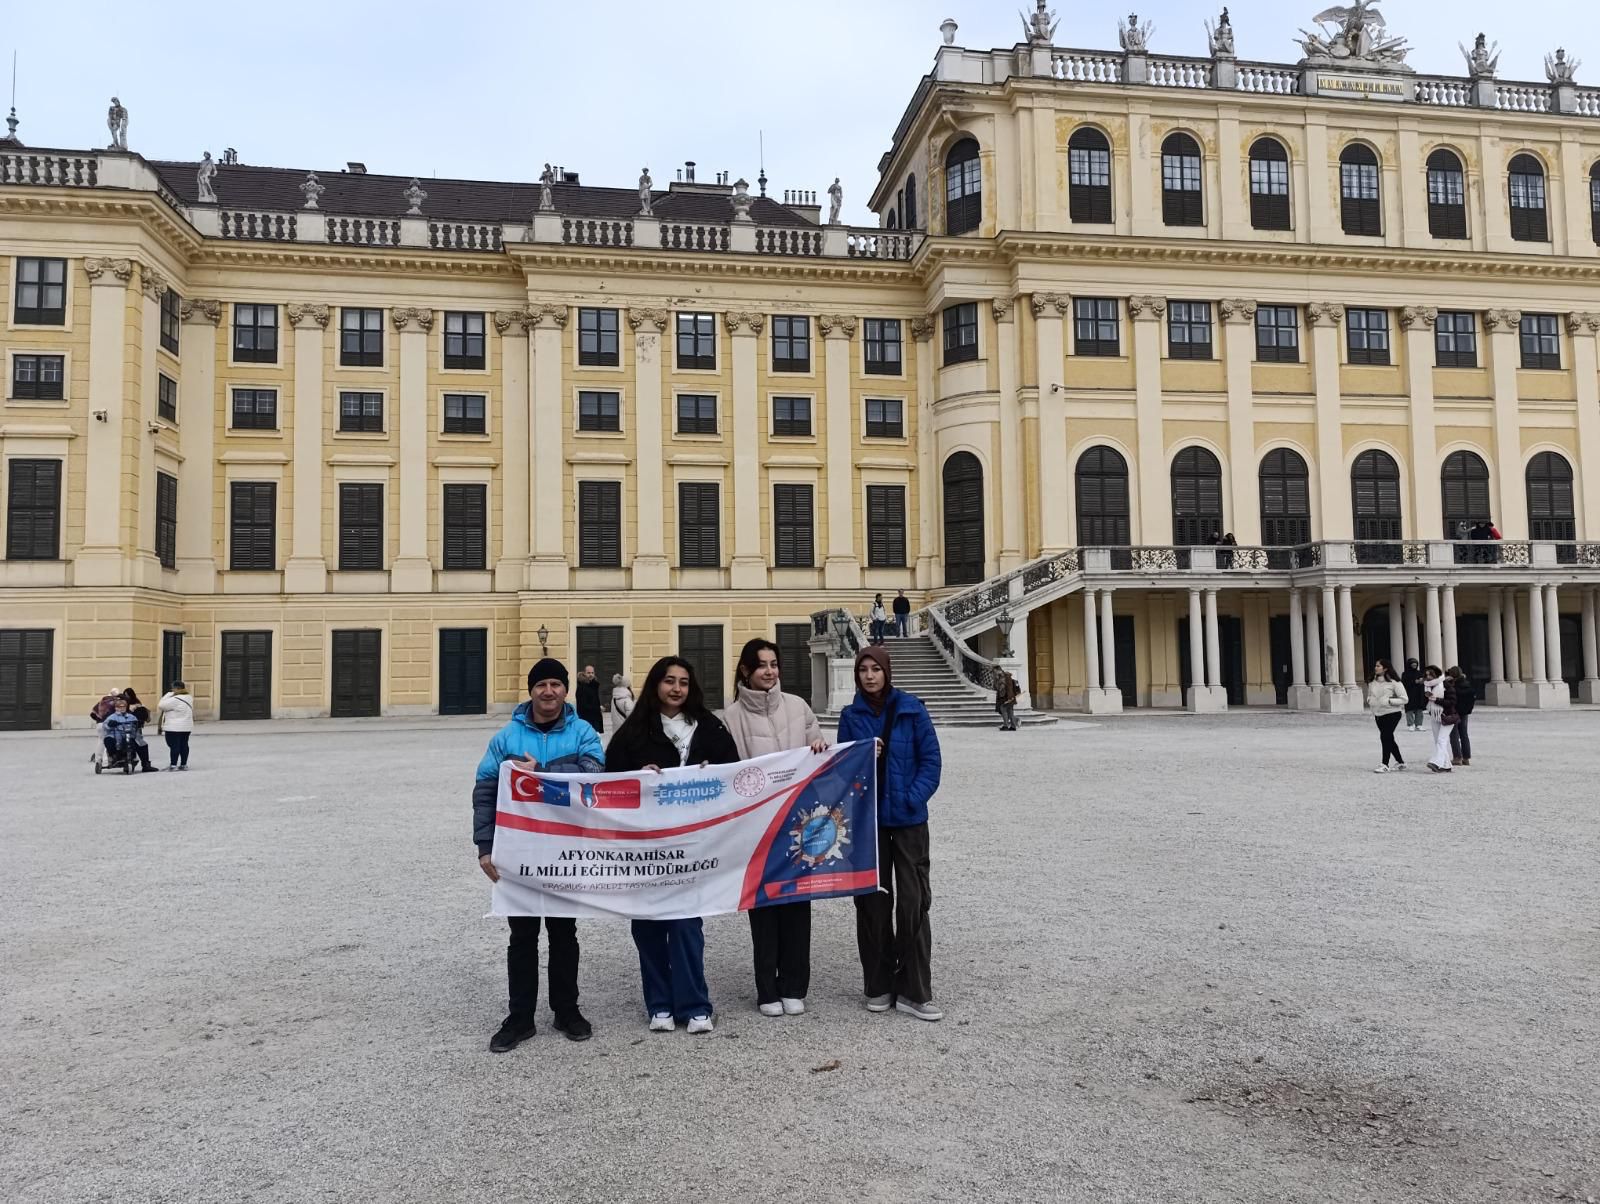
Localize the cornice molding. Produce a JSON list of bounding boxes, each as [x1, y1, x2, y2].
[[287, 303, 331, 329], [390, 306, 435, 332], [816, 314, 857, 338]]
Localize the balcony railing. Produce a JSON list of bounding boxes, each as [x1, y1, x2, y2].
[[0, 152, 99, 186]]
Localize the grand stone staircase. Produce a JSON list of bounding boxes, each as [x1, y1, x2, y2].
[[850, 633, 1057, 728]]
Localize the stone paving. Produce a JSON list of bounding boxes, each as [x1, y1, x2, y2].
[[1, 707, 1595, 1204]]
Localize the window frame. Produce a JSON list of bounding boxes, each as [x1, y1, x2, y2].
[[442, 392, 487, 435], [228, 481, 277, 571], [577, 389, 622, 433], [865, 484, 907, 568], [1508, 154, 1550, 243], [10, 353, 65, 401], [338, 390, 385, 434], [677, 481, 722, 568], [577, 479, 623, 568], [770, 315, 811, 373], [1425, 149, 1469, 240], [771, 395, 813, 438], [675, 393, 719, 436], [1067, 128, 1114, 224], [339, 307, 385, 368], [1434, 311, 1478, 368], [1339, 145, 1383, 237], [945, 138, 982, 236], [441, 483, 487, 571], [5, 457, 62, 560], [772, 482, 815, 568], [230, 387, 279, 431], [1346, 308, 1391, 366], [337, 482, 385, 572], [1519, 313, 1561, 370], [231, 303, 279, 364], [942, 302, 979, 366], [1166, 301, 1213, 360], [155, 470, 178, 569], [578, 307, 620, 367], [675, 312, 716, 371], [1255, 306, 1300, 363], [1248, 139, 1292, 231], [864, 397, 905, 439], [863, 318, 904, 376], [1159, 133, 1204, 228], [12, 257, 67, 326], [1073, 297, 1121, 358], [157, 372, 178, 423], [159, 287, 182, 355], [442, 311, 486, 371]]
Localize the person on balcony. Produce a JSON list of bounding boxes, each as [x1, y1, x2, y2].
[[1423, 665, 1459, 773], [1365, 659, 1407, 773], [1447, 666, 1475, 766], [1401, 658, 1427, 732], [893, 589, 912, 639]]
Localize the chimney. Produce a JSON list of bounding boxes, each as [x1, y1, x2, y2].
[[346, 161, 367, 174], [685, 160, 696, 183]]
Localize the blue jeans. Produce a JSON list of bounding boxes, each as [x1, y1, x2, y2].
[[870, 620, 885, 644], [631, 918, 711, 1021], [896, 614, 909, 638]]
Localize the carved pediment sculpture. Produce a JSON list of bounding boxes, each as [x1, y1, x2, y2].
[[1297, 1, 1411, 71]]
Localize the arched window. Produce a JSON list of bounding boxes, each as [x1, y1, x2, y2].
[[887, 209, 898, 229], [904, 173, 918, 230], [1068, 127, 1113, 224], [1171, 446, 1224, 566], [1426, 148, 1468, 240], [1351, 449, 1404, 564], [945, 138, 981, 236], [1076, 445, 1131, 569], [1441, 450, 1492, 562], [1590, 162, 1600, 244], [1526, 451, 1576, 561], [1248, 138, 1290, 231], [1160, 132, 1203, 227], [1509, 153, 1550, 243], [1259, 449, 1311, 567], [1340, 143, 1382, 236], [941, 452, 985, 585]]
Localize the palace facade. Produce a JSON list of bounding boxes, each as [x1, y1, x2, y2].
[[3, 7, 1600, 726]]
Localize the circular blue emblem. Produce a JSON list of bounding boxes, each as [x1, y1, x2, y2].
[[801, 814, 837, 858]]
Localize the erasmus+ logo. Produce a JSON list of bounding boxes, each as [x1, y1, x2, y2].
[[656, 779, 722, 806]]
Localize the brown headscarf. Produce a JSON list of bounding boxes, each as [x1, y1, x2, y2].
[[854, 645, 892, 696]]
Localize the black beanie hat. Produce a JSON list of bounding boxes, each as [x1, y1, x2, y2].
[[527, 657, 570, 691]]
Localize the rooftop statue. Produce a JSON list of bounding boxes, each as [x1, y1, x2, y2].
[[638, 167, 653, 217], [300, 172, 326, 211], [1118, 12, 1154, 55], [1545, 47, 1581, 84], [1460, 32, 1500, 79], [1020, 1, 1057, 47], [106, 97, 128, 150], [538, 163, 555, 212], [1297, 1, 1411, 70], [196, 151, 218, 204], [1206, 8, 1236, 58]]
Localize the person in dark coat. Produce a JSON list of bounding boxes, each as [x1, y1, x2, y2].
[[605, 655, 739, 1035], [836, 644, 943, 1022], [574, 664, 605, 733], [1447, 666, 1475, 766], [1400, 658, 1426, 732]]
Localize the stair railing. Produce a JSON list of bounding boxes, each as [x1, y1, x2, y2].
[[808, 607, 868, 657], [924, 605, 1004, 692]]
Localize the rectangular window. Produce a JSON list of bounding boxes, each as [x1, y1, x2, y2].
[[578, 480, 622, 567], [443, 311, 485, 370], [443, 393, 486, 434], [1347, 309, 1391, 365], [678, 481, 721, 567], [772, 395, 812, 437], [231, 388, 278, 430], [1435, 312, 1478, 368], [863, 318, 903, 375], [157, 373, 178, 422], [1073, 298, 1120, 357], [160, 287, 181, 355], [676, 393, 718, 435], [678, 623, 727, 710], [161, 630, 185, 694], [228, 481, 276, 571], [771, 315, 811, 373], [1520, 313, 1561, 370], [578, 307, 620, 367], [13, 258, 66, 325], [942, 302, 978, 365], [232, 303, 278, 363], [11, 354, 65, 400], [338, 483, 384, 571], [865, 484, 907, 568], [676, 313, 716, 370], [155, 471, 178, 569], [1167, 301, 1213, 360], [340, 307, 384, 367], [339, 391, 384, 433], [577, 390, 621, 432], [1255, 306, 1299, 363], [442, 483, 487, 570], [865, 397, 904, 439], [5, 458, 61, 560], [773, 483, 815, 568]]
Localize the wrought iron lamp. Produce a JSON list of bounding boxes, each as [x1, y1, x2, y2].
[[537, 624, 550, 656], [830, 609, 852, 658], [995, 608, 1016, 658]]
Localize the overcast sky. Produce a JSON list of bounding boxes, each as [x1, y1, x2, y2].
[[6, 0, 1591, 223]]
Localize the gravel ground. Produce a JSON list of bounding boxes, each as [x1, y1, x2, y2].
[[1, 707, 1596, 1204]]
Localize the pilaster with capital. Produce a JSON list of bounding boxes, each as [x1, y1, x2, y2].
[[1484, 307, 1528, 536], [495, 311, 531, 590], [1029, 292, 1070, 319], [390, 307, 434, 592], [1129, 296, 1170, 543], [1220, 299, 1261, 543], [1218, 298, 1257, 325], [284, 299, 332, 592], [175, 300, 223, 592], [75, 258, 136, 582], [631, 309, 670, 587], [390, 306, 436, 333], [287, 303, 331, 329], [627, 307, 668, 333], [724, 311, 766, 336], [728, 309, 765, 587], [1398, 305, 1437, 330], [1308, 301, 1350, 536], [1126, 295, 1166, 321], [1567, 313, 1600, 543], [1029, 292, 1071, 551], [1401, 302, 1442, 540], [815, 314, 856, 339], [913, 318, 937, 587], [822, 310, 859, 588], [138, 264, 170, 303], [83, 257, 134, 286], [909, 316, 935, 343], [130, 265, 167, 584], [527, 304, 568, 588], [993, 297, 1023, 569]]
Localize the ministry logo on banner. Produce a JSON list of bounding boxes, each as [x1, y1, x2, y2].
[[489, 741, 879, 921]]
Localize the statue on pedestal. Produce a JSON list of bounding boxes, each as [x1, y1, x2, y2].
[[538, 163, 555, 212], [1545, 47, 1581, 84], [106, 97, 128, 150], [301, 172, 326, 210], [1460, 32, 1499, 78], [1297, 1, 1411, 69], [1019, 1, 1057, 47], [403, 178, 427, 216], [1206, 8, 1236, 58], [1118, 12, 1154, 54], [638, 167, 653, 216], [196, 152, 218, 204], [827, 177, 843, 225]]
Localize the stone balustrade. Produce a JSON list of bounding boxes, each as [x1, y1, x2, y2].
[[0, 151, 100, 186]]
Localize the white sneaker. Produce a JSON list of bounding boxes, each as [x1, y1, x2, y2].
[[865, 994, 892, 1013], [1373, 765, 1389, 773], [686, 1015, 714, 1034], [780, 997, 806, 1016], [758, 1001, 783, 1018], [895, 997, 945, 1022], [648, 1012, 675, 1032]]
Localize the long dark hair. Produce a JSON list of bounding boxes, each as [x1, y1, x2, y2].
[[735, 637, 780, 693], [1371, 659, 1396, 682], [619, 655, 712, 736]]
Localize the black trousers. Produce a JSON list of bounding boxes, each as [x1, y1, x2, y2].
[[854, 822, 933, 1004], [164, 731, 191, 766], [1375, 711, 1404, 766], [1449, 715, 1472, 761], [748, 901, 812, 1004], [506, 916, 579, 1021]]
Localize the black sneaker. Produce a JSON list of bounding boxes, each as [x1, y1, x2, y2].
[[489, 1015, 537, 1053], [552, 1011, 593, 1042]]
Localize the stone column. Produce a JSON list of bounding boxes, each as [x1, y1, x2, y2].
[[1544, 583, 1564, 692], [1488, 589, 1506, 685], [1220, 300, 1261, 544], [493, 310, 530, 591], [1129, 297, 1171, 543], [75, 257, 135, 585], [727, 311, 766, 589], [526, 303, 568, 590], [912, 316, 937, 587], [1304, 594, 1323, 689], [1580, 587, 1600, 703], [1403, 590, 1421, 664], [131, 265, 168, 586], [628, 309, 670, 589], [1504, 590, 1522, 686], [1484, 309, 1528, 537], [1400, 306, 1441, 540], [1337, 585, 1356, 687], [1441, 584, 1458, 668], [1568, 314, 1600, 542], [1307, 304, 1351, 538], [390, 307, 434, 592], [1033, 295, 1071, 551], [1388, 589, 1405, 671], [993, 298, 1024, 570], [175, 298, 222, 593], [822, 314, 860, 589], [284, 303, 331, 592], [1289, 588, 1306, 686], [1423, 585, 1443, 667], [1320, 586, 1339, 695], [1099, 589, 1119, 699], [1203, 589, 1222, 690], [1082, 588, 1101, 694], [1188, 588, 1206, 701], [1527, 584, 1548, 684]]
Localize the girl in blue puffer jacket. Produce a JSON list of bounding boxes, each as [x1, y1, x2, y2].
[[836, 644, 943, 1023]]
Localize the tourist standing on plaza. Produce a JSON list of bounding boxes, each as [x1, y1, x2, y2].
[[995, 669, 1020, 731], [1365, 659, 1407, 773], [610, 672, 635, 721], [721, 638, 828, 1018], [606, 656, 739, 1034], [837, 645, 944, 1022], [472, 658, 603, 1052], [156, 681, 194, 770], [575, 664, 605, 733], [892, 590, 912, 639], [1401, 658, 1426, 731], [869, 594, 889, 645], [1447, 666, 1475, 766], [1423, 665, 1459, 773]]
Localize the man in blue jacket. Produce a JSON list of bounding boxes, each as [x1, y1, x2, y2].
[[836, 645, 943, 1022], [474, 657, 604, 1051]]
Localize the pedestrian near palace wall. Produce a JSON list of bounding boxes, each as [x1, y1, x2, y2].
[[1365, 659, 1407, 773], [1401, 659, 1427, 732], [156, 683, 194, 770], [1423, 665, 1459, 774], [892, 590, 912, 638], [1447, 666, 1476, 766]]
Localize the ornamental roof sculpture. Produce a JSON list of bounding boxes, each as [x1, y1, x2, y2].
[[1545, 47, 1581, 84], [1206, 8, 1236, 59], [1297, 1, 1412, 71], [1460, 32, 1500, 80], [1020, 1, 1057, 47], [1118, 12, 1154, 55]]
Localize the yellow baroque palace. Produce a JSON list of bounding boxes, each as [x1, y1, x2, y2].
[[3, 6, 1600, 727]]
